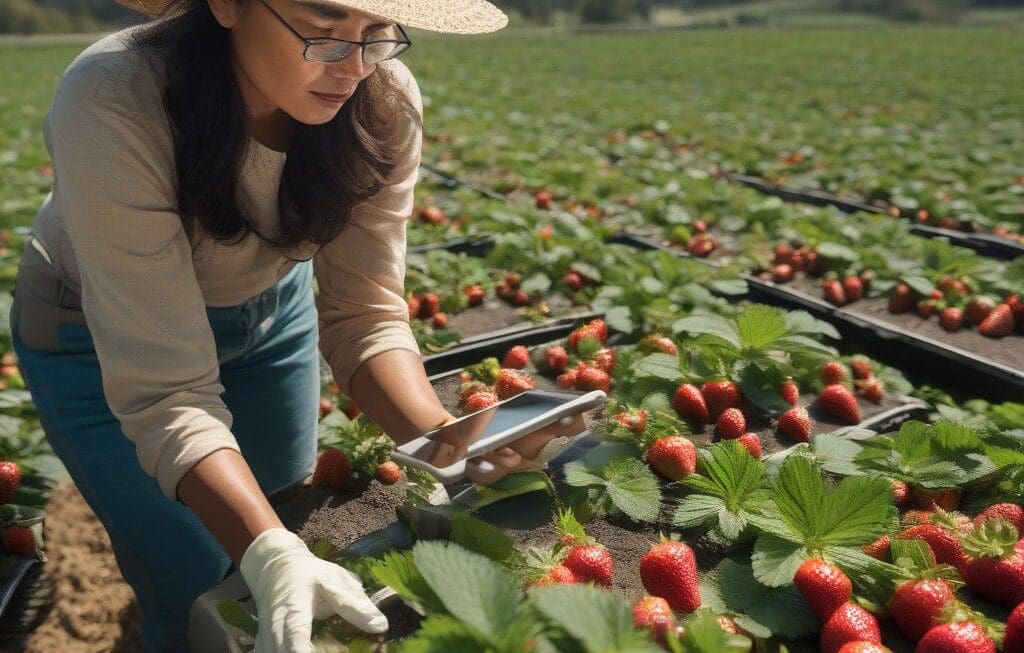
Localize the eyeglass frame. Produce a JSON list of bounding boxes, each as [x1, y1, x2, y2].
[[256, 0, 413, 64]]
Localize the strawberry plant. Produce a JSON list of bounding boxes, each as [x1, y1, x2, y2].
[[562, 445, 663, 524], [672, 440, 771, 545]]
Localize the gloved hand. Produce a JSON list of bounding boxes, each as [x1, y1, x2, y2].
[[239, 528, 388, 652]]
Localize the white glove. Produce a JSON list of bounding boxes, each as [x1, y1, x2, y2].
[[239, 528, 388, 653]]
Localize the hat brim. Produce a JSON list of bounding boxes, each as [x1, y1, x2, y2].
[[117, 0, 508, 34]]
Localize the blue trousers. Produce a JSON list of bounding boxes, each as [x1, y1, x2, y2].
[[10, 257, 320, 653]]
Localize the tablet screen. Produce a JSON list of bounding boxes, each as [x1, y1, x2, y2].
[[400, 392, 575, 468]]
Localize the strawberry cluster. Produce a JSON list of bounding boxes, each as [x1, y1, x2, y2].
[[889, 279, 1023, 339], [671, 379, 760, 458], [407, 291, 449, 329], [0, 461, 34, 558], [762, 241, 825, 282]]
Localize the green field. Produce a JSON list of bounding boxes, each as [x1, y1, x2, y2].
[[3, 26, 1022, 234]]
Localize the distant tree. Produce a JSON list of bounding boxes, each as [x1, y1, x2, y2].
[[577, 0, 649, 23]]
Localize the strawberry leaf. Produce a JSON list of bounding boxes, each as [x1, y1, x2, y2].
[[529, 585, 663, 653], [216, 600, 259, 639], [629, 352, 684, 383], [736, 305, 789, 350], [680, 608, 753, 652], [673, 313, 742, 349], [412, 541, 522, 641], [372, 550, 446, 614], [563, 456, 662, 523], [751, 535, 808, 587], [715, 559, 818, 640], [397, 614, 488, 651]]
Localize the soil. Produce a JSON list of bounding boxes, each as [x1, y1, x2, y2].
[[786, 276, 1024, 373], [270, 479, 409, 554], [445, 294, 592, 343], [0, 481, 143, 653]]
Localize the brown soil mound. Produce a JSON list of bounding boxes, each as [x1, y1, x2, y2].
[[3, 481, 143, 653]]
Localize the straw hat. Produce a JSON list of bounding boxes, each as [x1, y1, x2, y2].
[[116, 0, 509, 34]]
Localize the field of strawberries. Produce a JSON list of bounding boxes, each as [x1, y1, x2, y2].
[[1, 26, 1023, 653]]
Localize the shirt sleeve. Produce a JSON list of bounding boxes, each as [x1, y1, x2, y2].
[[313, 60, 423, 396], [44, 52, 241, 502]]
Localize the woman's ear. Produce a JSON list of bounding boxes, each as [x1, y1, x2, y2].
[[206, 0, 241, 28]]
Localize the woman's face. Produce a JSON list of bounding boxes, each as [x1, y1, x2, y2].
[[209, 0, 393, 127]]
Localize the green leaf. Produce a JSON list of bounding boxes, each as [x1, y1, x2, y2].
[[716, 560, 817, 640], [372, 550, 445, 614], [673, 313, 741, 349], [818, 475, 896, 547], [674, 494, 725, 530], [449, 512, 514, 562], [216, 600, 258, 638], [520, 272, 552, 295], [735, 305, 789, 350], [473, 471, 554, 510], [680, 608, 752, 652], [816, 242, 858, 264], [805, 433, 865, 477], [529, 585, 662, 653], [629, 353, 684, 383], [602, 457, 662, 523], [413, 541, 521, 640], [604, 305, 634, 335], [397, 614, 487, 652], [902, 275, 935, 297], [784, 310, 841, 339], [751, 535, 808, 587]]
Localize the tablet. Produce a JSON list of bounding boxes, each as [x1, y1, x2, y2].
[[391, 389, 606, 482]]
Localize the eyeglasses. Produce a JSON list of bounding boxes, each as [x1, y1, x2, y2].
[[257, 0, 412, 64]]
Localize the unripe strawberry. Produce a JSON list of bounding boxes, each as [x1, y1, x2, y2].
[[613, 409, 648, 434], [376, 461, 403, 485]]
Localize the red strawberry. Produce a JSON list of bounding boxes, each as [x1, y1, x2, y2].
[[544, 345, 569, 372], [2, 526, 35, 557], [772, 264, 795, 283], [567, 326, 601, 353], [897, 524, 970, 574], [419, 292, 442, 319], [432, 312, 448, 328], [563, 270, 583, 291], [850, 357, 873, 380], [889, 578, 955, 641], [418, 206, 447, 225], [692, 219, 708, 234], [613, 409, 648, 434], [940, 307, 964, 332], [555, 369, 578, 389], [505, 272, 522, 289], [715, 407, 746, 440], [511, 289, 530, 306], [639, 539, 701, 613], [843, 275, 864, 302], [407, 294, 421, 320], [672, 384, 710, 423], [888, 284, 915, 313], [794, 558, 852, 621], [687, 234, 715, 257], [979, 304, 1015, 338], [529, 563, 578, 587], [892, 480, 910, 510], [973, 503, 1024, 533], [777, 378, 798, 406], [821, 361, 848, 385], [820, 602, 881, 653], [818, 384, 861, 424], [1007, 293, 1024, 332], [495, 368, 535, 400], [738, 433, 762, 459], [836, 643, 889, 653], [778, 406, 813, 442], [463, 391, 499, 413], [965, 296, 996, 326], [575, 366, 611, 393], [911, 486, 960, 511], [1004, 602, 1024, 653], [312, 448, 350, 490], [502, 345, 530, 369], [916, 620, 996, 653], [774, 243, 794, 263], [855, 377, 885, 404], [822, 279, 848, 306], [632, 596, 674, 641], [700, 380, 743, 419], [961, 519, 1024, 607], [562, 545, 613, 586], [319, 396, 335, 419], [534, 189, 552, 210], [465, 284, 485, 307], [592, 348, 617, 374], [587, 319, 609, 343], [917, 299, 939, 319], [901, 509, 937, 527], [376, 461, 403, 485], [638, 334, 678, 356], [647, 436, 697, 481], [863, 535, 890, 560]]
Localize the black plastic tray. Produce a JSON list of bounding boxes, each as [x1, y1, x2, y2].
[[724, 172, 1024, 261], [408, 235, 496, 257], [607, 231, 723, 268], [419, 163, 509, 201], [422, 310, 606, 377]]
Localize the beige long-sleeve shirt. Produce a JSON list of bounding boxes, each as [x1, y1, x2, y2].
[[27, 27, 422, 501]]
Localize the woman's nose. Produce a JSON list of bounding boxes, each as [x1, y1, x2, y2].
[[325, 48, 367, 79]]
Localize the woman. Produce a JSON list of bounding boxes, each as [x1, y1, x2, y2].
[[9, 0, 524, 651]]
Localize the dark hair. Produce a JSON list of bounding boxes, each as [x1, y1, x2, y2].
[[126, 0, 421, 261]]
